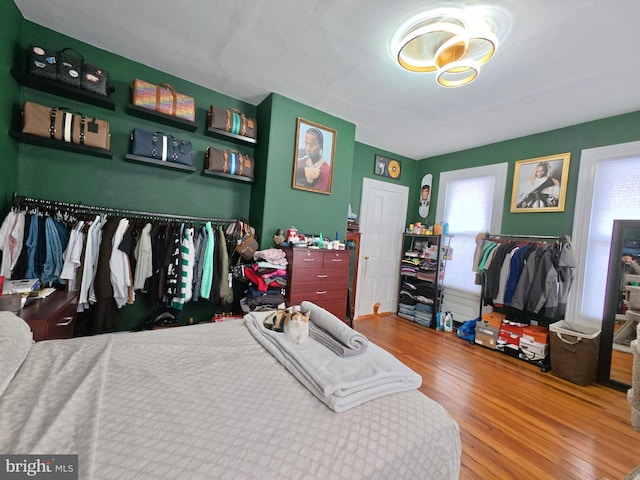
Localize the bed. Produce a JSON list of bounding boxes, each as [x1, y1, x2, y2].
[[0, 307, 461, 480]]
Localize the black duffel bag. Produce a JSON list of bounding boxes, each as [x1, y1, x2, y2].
[[28, 45, 58, 80], [130, 128, 193, 166], [81, 63, 115, 96], [57, 48, 83, 88]]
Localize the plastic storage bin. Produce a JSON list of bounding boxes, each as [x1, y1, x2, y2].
[[549, 320, 601, 386]]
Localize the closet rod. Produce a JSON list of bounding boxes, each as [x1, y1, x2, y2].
[[12, 193, 236, 224], [484, 232, 569, 241]]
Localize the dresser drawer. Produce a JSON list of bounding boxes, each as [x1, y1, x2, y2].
[[322, 250, 350, 269], [289, 285, 348, 304], [47, 302, 77, 340], [288, 268, 349, 290], [290, 249, 324, 269], [19, 291, 78, 341]]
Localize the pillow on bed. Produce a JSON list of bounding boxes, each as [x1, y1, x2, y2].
[[0, 311, 34, 397]]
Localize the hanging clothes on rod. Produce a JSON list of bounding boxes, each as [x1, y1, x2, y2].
[[11, 193, 234, 224], [473, 232, 576, 321], [3, 193, 244, 334]]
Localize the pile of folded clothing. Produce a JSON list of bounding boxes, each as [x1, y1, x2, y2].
[[241, 286, 285, 312], [401, 257, 420, 277], [397, 299, 416, 321], [413, 302, 433, 327], [239, 248, 288, 312]]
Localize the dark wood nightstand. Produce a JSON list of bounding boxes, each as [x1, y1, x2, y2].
[[18, 291, 78, 341]]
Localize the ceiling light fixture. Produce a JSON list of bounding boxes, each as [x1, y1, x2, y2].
[[394, 12, 499, 88]]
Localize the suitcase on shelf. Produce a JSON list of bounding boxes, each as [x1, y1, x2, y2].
[[208, 106, 256, 139], [130, 128, 193, 166], [206, 147, 254, 178], [131, 79, 195, 122], [57, 48, 83, 88], [81, 63, 114, 96], [22, 101, 111, 151], [28, 45, 57, 80]]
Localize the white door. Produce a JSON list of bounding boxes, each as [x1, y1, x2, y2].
[[355, 178, 408, 318]]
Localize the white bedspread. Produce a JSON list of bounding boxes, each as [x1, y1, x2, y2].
[[0, 319, 460, 480]]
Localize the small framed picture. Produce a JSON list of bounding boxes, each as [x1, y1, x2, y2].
[[292, 118, 337, 194], [374, 154, 401, 180], [510, 153, 571, 213]]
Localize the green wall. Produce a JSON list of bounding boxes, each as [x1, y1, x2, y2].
[[11, 21, 257, 220], [416, 110, 640, 236], [0, 0, 22, 212], [254, 93, 356, 245], [350, 142, 417, 222]]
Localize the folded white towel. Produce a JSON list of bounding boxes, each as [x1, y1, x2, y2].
[[301, 301, 369, 355], [244, 310, 422, 412], [308, 323, 366, 357]]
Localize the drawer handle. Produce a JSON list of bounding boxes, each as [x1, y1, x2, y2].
[[316, 274, 328, 278], [315, 291, 327, 295], [303, 258, 316, 262], [56, 316, 74, 326], [331, 258, 343, 262]]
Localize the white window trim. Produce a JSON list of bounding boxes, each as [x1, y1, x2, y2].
[[567, 139, 640, 324], [435, 162, 508, 234], [434, 162, 508, 318]]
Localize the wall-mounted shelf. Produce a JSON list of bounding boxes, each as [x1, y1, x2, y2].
[[205, 127, 257, 146], [125, 154, 195, 172], [126, 104, 198, 132], [202, 169, 254, 183], [11, 69, 116, 111], [10, 131, 112, 158]]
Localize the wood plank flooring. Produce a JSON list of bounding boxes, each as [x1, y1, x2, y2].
[[355, 314, 640, 480]]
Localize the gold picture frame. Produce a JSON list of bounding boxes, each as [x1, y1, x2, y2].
[[291, 118, 336, 194], [510, 152, 571, 213]]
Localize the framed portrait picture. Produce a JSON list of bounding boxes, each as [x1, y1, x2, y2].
[[291, 118, 337, 194], [510, 152, 571, 213]]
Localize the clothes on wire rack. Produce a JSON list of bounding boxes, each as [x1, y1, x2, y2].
[[473, 234, 576, 318], [0, 202, 241, 334]]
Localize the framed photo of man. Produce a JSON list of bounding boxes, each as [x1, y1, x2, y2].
[[510, 152, 571, 213], [292, 118, 337, 194]]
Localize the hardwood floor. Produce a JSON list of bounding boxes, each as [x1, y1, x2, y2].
[[355, 314, 640, 480], [612, 349, 633, 386]]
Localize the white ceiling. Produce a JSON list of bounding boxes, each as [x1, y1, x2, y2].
[[13, 0, 640, 160]]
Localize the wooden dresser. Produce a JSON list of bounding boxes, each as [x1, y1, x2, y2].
[[283, 247, 350, 322], [18, 291, 78, 341]]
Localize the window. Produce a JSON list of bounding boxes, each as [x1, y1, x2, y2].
[[568, 141, 640, 325], [436, 163, 508, 294]]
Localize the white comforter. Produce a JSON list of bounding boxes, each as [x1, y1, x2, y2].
[[0, 319, 460, 480]]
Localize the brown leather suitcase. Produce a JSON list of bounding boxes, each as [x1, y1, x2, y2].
[[22, 101, 111, 151], [206, 147, 254, 178], [208, 106, 256, 139]]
